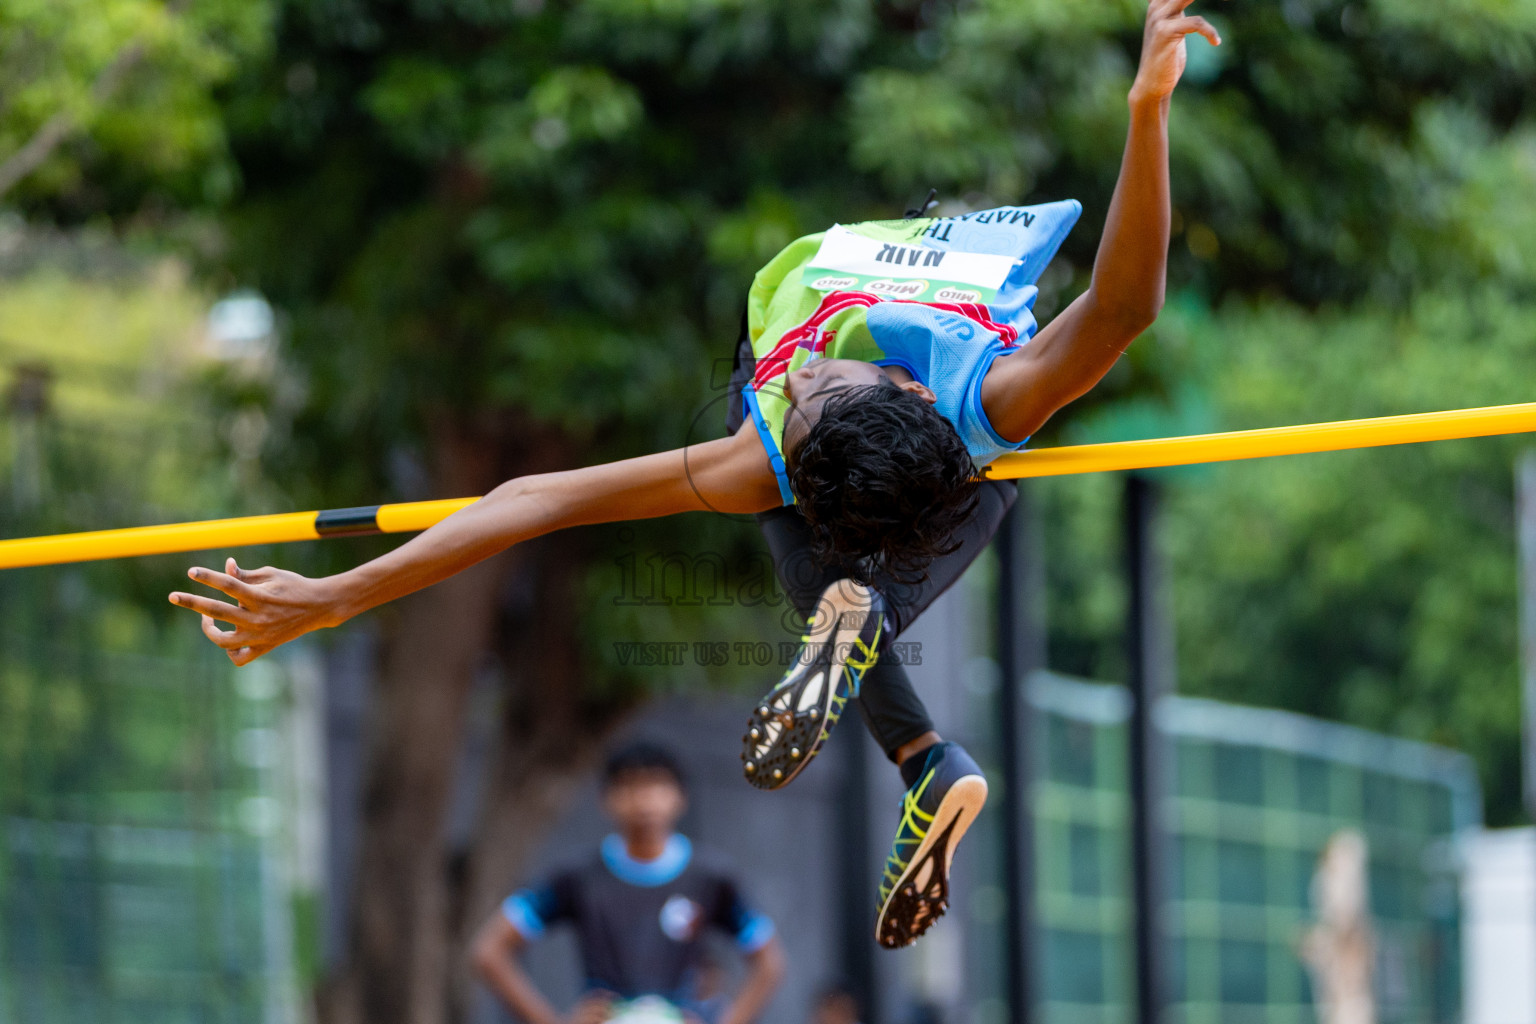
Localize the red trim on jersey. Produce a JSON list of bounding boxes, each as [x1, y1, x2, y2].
[[750, 291, 1022, 389], [752, 292, 880, 387], [933, 300, 1020, 347]]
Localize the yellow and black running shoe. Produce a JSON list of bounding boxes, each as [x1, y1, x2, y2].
[[875, 741, 988, 949], [740, 580, 886, 791]]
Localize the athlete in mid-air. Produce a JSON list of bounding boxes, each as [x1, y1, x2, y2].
[[170, 0, 1218, 950]]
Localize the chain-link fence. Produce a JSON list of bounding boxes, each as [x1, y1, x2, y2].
[[0, 277, 313, 1024], [0, 565, 301, 1024], [1016, 671, 1474, 1024], [0, 397, 302, 1024]]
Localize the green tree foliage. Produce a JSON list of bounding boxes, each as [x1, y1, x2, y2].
[[1168, 293, 1536, 825], [213, 6, 943, 1018], [836, 0, 1536, 822], [200, 3, 1536, 958], [1039, 124, 1536, 825], [0, 257, 293, 1013], [218, 0, 937, 688], [0, 0, 272, 211], [6, 0, 1536, 1011], [0, 250, 256, 814], [846, 0, 1536, 306]]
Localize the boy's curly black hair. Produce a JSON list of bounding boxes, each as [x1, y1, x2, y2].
[[786, 381, 980, 584]]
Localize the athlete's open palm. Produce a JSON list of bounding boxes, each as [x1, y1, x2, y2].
[[1134, 0, 1221, 102], [169, 558, 333, 666]]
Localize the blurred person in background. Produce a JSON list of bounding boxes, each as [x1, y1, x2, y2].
[[472, 743, 785, 1024]]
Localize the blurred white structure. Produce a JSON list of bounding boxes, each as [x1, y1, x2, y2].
[[1463, 828, 1536, 1024], [206, 289, 276, 361], [1302, 830, 1376, 1024]]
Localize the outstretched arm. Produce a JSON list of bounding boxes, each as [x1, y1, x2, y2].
[[981, 0, 1220, 442], [169, 428, 781, 665]]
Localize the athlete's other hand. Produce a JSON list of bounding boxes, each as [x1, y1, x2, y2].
[[1131, 0, 1221, 105], [169, 557, 338, 666], [567, 995, 614, 1024]]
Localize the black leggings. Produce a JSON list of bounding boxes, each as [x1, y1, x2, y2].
[[754, 480, 1017, 760]]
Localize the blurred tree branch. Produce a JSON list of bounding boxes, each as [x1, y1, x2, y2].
[[0, 0, 265, 213], [0, 38, 147, 199]]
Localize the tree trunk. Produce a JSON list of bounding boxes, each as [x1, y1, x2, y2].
[[447, 529, 638, 1024], [316, 416, 612, 1024], [318, 425, 512, 1024]]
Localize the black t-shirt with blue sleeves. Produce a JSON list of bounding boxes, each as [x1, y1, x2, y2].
[[502, 834, 774, 1005]]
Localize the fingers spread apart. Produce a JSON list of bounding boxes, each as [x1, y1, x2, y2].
[[187, 566, 262, 604], [172, 591, 252, 625]]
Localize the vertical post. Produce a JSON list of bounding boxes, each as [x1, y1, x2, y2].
[[1519, 453, 1536, 822], [837, 730, 877, 1023], [997, 485, 1046, 1024], [1125, 476, 1173, 1024], [1518, 452, 1536, 1024]]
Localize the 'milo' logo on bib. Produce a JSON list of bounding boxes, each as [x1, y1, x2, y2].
[[866, 279, 927, 299], [804, 226, 1017, 304]]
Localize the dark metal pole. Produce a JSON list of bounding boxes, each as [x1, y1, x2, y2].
[[1519, 452, 1536, 821], [997, 484, 1046, 1024], [1516, 452, 1536, 998], [837, 728, 877, 1023], [1124, 476, 1173, 1024]]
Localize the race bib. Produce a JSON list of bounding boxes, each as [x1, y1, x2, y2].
[[802, 225, 1019, 304]]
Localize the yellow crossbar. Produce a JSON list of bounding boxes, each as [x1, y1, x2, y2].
[[2, 402, 1534, 570], [984, 400, 1536, 479], [0, 499, 478, 570]]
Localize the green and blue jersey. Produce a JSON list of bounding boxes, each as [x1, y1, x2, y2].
[[735, 201, 1082, 504]]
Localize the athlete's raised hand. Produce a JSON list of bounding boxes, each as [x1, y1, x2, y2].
[[1132, 0, 1221, 104], [169, 557, 337, 666]]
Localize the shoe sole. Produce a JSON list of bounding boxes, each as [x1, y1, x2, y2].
[[874, 774, 988, 949], [741, 581, 878, 791]]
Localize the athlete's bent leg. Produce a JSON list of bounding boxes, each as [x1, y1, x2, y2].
[[743, 481, 1018, 946], [876, 740, 988, 948], [741, 508, 893, 788], [742, 481, 1016, 778], [855, 481, 1012, 946]]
